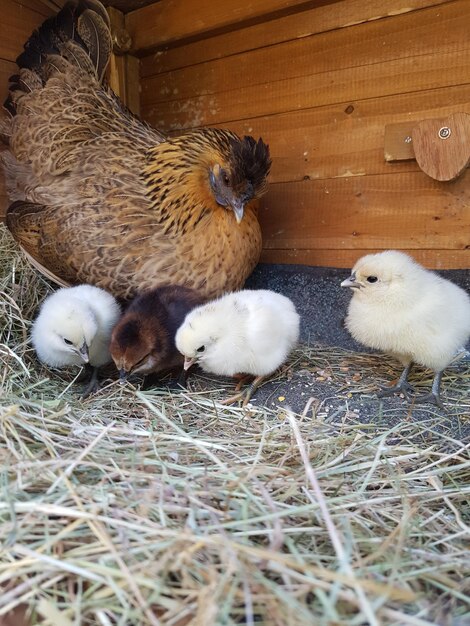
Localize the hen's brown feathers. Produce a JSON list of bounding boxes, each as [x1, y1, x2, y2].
[[2, 0, 270, 300]]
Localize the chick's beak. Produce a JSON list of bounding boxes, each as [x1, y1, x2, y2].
[[183, 356, 197, 371], [230, 198, 245, 224], [78, 342, 89, 363], [341, 276, 361, 289]]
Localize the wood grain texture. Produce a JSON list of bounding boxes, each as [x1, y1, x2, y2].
[[142, 49, 470, 131], [384, 122, 416, 162], [107, 7, 141, 115], [0, 1, 57, 220], [0, 0, 56, 63], [126, 0, 336, 53], [140, 0, 448, 77], [150, 84, 470, 185], [412, 113, 470, 181], [260, 248, 470, 269], [103, 0, 161, 12], [141, 0, 470, 108], [258, 168, 470, 252]]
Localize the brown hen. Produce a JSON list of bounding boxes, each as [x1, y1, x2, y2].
[[0, 0, 271, 300]]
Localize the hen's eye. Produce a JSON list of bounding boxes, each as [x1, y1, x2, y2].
[[63, 338, 73, 345], [222, 172, 230, 186], [367, 276, 378, 283], [196, 346, 205, 353]]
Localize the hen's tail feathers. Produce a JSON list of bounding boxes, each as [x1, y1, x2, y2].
[[6, 201, 72, 288], [5, 0, 111, 114]]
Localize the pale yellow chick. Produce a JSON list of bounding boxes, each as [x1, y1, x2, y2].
[[341, 250, 470, 407]]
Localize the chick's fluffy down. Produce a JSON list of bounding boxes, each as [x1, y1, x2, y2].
[[176, 289, 300, 376], [32, 285, 121, 368], [345, 251, 470, 371]]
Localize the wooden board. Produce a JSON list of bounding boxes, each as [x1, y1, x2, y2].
[[260, 248, 470, 270], [0, 0, 56, 63], [141, 0, 470, 107], [142, 50, 470, 131], [141, 84, 470, 185], [126, 0, 335, 53], [0, 0, 56, 219], [103, 0, 162, 12], [140, 0, 449, 77], [107, 6, 141, 115], [258, 168, 470, 252]]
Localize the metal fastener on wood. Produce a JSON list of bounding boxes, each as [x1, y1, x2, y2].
[[438, 126, 451, 139], [404, 136, 412, 143]]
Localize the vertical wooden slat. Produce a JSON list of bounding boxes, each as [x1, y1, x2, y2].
[[107, 6, 140, 116]]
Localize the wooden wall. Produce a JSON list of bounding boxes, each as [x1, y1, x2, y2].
[[0, 0, 57, 215], [134, 0, 470, 269]]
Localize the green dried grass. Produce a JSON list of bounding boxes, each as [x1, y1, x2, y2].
[[1, 224, 470, 626]]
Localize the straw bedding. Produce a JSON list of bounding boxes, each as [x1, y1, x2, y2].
[[1, 224, 469, 625]]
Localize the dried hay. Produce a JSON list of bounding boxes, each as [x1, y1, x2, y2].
[[1, 224, 469, 626]]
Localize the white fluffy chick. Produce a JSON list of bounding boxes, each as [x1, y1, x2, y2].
[[341, 250, 470, 408], [175, 289, 300, 404], [31, 285, 121, 396]]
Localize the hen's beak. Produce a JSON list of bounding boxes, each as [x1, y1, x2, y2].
[[341, 275, 361, 289], [183, 356, 197, 371], [230, 199, 245, 224], [119, 369, 128, 384], [78, 342, 89, 363]]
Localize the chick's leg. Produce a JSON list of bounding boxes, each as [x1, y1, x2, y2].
[[81, 366, 101, 399], [377, 363, 414, 400], [221, 375, 265, 407], [414, 371, 445, 410]]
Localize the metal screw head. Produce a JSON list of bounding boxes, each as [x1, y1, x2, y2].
[[404, 136, 412, 143], [438, 126, 451, 140]]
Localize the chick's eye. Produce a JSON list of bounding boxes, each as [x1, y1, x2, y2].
[[63, 338, 73, 345], [196, 346, 205, 353], [367, 276, 378, 283]]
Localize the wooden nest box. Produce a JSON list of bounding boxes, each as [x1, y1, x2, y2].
[[1, 0, 469, 269]]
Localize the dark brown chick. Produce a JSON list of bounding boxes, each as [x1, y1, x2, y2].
[[110, 285, 204, 384], [1, 0, 271, 300]]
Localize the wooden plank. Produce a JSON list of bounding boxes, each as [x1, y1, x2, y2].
[[11, 0, 56, 18], [411, 113, 470, 181], [141, 0, 470, 106], [125, 54, 141, 116], [126, 0, 334, 54], [215, 84, 470, 184], [384, 121, 416, 161], [0, 0, 56, 63], [140, 0, 448, 77], [108, 7, 128, 100], [110, 52, 140, 116], [258, 169, 470, 251], [101, 0, 160, 12], [141, 47, 470, 130], [0, 59, 15, 108], [260, 248, 470, 270], [107, 7, 141, 115]]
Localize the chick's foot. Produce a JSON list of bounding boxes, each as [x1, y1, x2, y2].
[[413, 392, 446, 411], [377, 381, 414, 400], [221, 375, 265, 407], [414, 371, 445, 410], [80, 367, 101, 399], [377, 364, 413, 400]]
